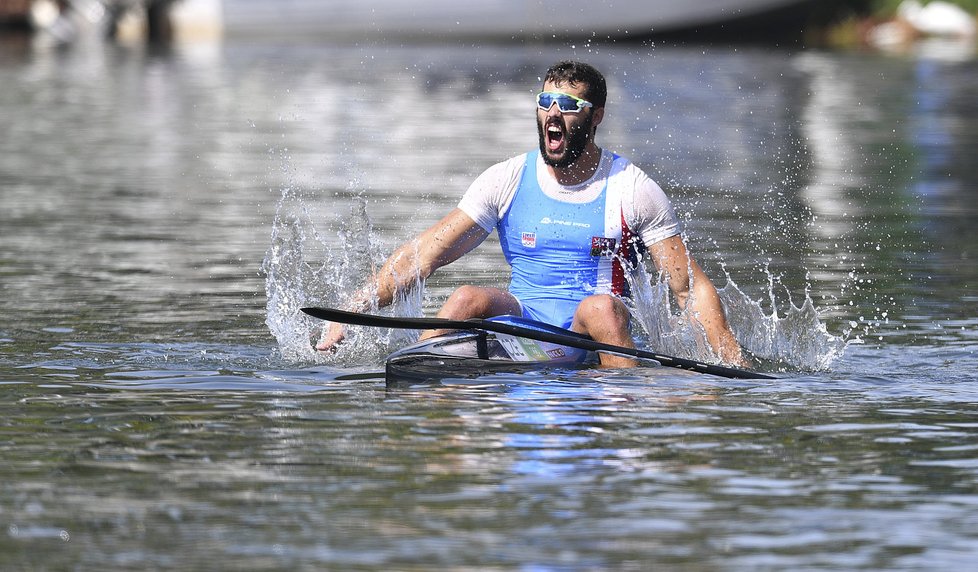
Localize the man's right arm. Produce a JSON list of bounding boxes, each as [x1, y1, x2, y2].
[[316, 208, 489, 351]]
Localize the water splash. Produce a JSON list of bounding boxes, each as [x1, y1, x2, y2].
[[626, 260, 847, 373], [262, 183, 420, 365], [719, 273, 848, 372]]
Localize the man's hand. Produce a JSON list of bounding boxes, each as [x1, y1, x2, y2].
[[315, 322, 346, 352], [717, 334, 749, 368]]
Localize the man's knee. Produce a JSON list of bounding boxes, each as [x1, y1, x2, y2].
[[442, 285, 520, 320], [573, 295, 636, 366], [576, 294, 630, 325], [445, 285, 493, 315]]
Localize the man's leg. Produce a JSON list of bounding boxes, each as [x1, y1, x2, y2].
[[419, 286, 521, 340], [571, 294, 638, 368]]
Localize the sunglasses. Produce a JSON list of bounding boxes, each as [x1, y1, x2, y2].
[[536, 91, 593, 113]]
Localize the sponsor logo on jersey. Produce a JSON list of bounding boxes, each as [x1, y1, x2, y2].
[[521, 232, 536, 248], [539, 217, 591, 229]]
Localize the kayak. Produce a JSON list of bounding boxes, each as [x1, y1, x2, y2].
[[385, 315, 592, 384], [301, 307, 776, 381]]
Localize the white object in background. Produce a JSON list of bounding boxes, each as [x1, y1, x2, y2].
[[898, 0, 976, 37]]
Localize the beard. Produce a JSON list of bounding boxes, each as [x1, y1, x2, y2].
[[537, 114, 593, 169]]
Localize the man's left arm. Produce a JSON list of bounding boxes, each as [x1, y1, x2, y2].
[[648, 235, 746, 366]]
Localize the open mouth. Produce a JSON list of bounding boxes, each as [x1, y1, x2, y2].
[[546, 122, 565, 152]]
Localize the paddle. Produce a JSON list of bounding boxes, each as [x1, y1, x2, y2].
[[301, 307, 775, 380]]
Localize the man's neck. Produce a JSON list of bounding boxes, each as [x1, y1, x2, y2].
[[547, 144, 602, 186]]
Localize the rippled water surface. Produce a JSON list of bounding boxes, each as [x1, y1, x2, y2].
[[1, 33, 976, 570]]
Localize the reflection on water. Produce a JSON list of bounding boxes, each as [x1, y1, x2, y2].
[[0, 36, 976, 570]]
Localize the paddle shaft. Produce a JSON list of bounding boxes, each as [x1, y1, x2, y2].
[[301, 307, 775, 380]]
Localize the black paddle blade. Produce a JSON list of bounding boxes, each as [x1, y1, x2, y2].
[[300, 307, 776, 380], [301, 306, 476, 330]]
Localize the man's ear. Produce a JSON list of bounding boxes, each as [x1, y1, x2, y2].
[[592, 107, 605, 129]]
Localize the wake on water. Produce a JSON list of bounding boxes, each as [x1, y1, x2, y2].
[[263, 184, 848, 373]]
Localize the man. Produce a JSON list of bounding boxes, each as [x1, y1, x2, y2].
[[317, 60, 745, 367]]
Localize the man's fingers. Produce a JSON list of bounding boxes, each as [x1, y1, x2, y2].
[[315, 324, 345, 352]]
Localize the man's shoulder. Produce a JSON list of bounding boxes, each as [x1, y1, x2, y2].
[[605, 151, 646, 175], [498, 151, 532, 170], [605, 152, 659, 188], [478, 152, 532, 181]]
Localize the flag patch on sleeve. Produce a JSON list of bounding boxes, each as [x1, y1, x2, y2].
[[590, 236, 617, 256]]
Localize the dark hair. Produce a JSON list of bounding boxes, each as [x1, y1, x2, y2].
[[543, 61, 607, 108]]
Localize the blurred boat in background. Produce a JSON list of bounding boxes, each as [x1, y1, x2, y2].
[[3, 0, 821, 42], [218, 0, 818, 40]]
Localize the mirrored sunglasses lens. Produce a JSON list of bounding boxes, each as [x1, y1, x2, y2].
[[555, 95, 578, 111], [537, 93, 580, 112]]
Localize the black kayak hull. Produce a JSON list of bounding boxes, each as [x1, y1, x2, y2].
[[385, 316, 592, 384], [386, 351, 567, 384]]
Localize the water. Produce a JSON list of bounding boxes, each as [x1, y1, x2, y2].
[[1, 32, 977, 570]]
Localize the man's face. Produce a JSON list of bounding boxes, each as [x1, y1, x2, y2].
[[537, 80, 597, 169]]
